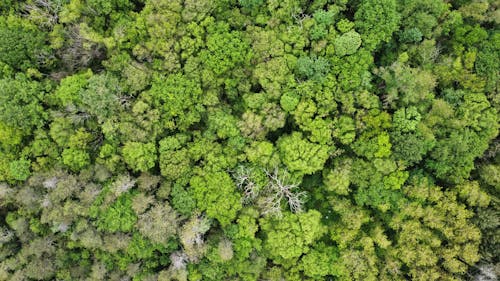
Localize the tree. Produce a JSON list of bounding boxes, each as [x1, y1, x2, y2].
[[136, 203, 179, 245], [260, 210, 326, 265], [0, 75, 46, 132], [92, 190, 137, 233], [200, 23, 252, 76], [179, 214, 211, 261], [79, 73, 122, 122], [158, 135, 192, 181], [0, 15, 51, 70], [354, 0, 400, 50], [62, 147, 90, 171], [190, 171, 242, 226], [9, 159, 31, 181], [145, 73, 205, 131], [334, 30, 362, 56], [122, 142, 157, 172], [277, 132, 329, 176], [295, 55, 330, 81]]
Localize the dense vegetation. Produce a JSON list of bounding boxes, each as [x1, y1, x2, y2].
[[0, 0, 499, 280]]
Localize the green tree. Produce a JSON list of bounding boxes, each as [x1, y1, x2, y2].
[[94, 191, 137, 233], [334, 30, 362, 56], [0, 75, 46, 132], [8, 159, 31, 181], [260, 210, 326, 265], [354, 0, 400, 50], [200, 23, 252, 76], [190, 171, 242, 226], [122, 142, 157, 172], [277, 132, 329, 176], [0, 16, 51, 70], [145, 73, 205, 130], [295, 56, 330, 81]]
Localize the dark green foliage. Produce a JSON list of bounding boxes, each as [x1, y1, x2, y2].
[[0, 75, 46, 131], [295, 56, 330, 81], [354, 0, 400, 50], [0, 1, 498, 280], [0, 16, 51, 71]]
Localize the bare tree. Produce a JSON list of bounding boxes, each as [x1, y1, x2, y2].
[[261, 168, 306, 217], [169, 251, 189, 270], [232, 166, 307, 218], [24, 0, 62, 29], [232, 165, 259, 203]]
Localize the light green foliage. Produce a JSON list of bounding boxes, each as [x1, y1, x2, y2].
[[53, 70, 92, 106], [300, 244, 340, 278], [200, 23, 252, 76], [280, 91, 300, 112], [122, 142, 157, 172], [245, 141, 280, 168], [277, 132, 329, 175], [310, 9, 336, 40], [390, 176, 483, 278], [323, 158, 351, 195], [393, 107, 421, 132], [254, 57, 292, 99], [8, 159, 31, 181], [94, 191, 137, 233], [190, 172, 242, 226], [146, 73, 204, 130], [159, 136, 191, 181], [260, 210, 326, 264], [426, 93, 498, 184], [333, 115, 356, 144], [225, 208, 261, 259], [62, 147, 91, 171], [377, 61, 436, 108], [334, 30, 362, 56], [87, 0, 133, 16]]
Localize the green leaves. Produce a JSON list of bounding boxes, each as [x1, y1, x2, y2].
[[146, 73, 204, 130], [277, 132, 329, 176], [200, 26, 252, 76], [260, 210, 326, 264], [334, 30, 362, 56], [62, 147, 90, 172], [0, 16, 51, 71], [122, 142, 157, 172], [354, 0, 400, 50], [295, 55, 330, 81], [0, 75, 46, 132], [8, 159, 31, 181], [0, 0, 498, 280], [190, 171, 242, 226], [94, 192, 137, 233]]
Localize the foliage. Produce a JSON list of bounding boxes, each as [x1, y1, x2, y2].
[[190, 171, 242, 226], [0, 0, 498, 280], [122, 142, 157, 172]]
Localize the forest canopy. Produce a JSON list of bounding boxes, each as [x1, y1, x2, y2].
[[0, 0, 499, 280]]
